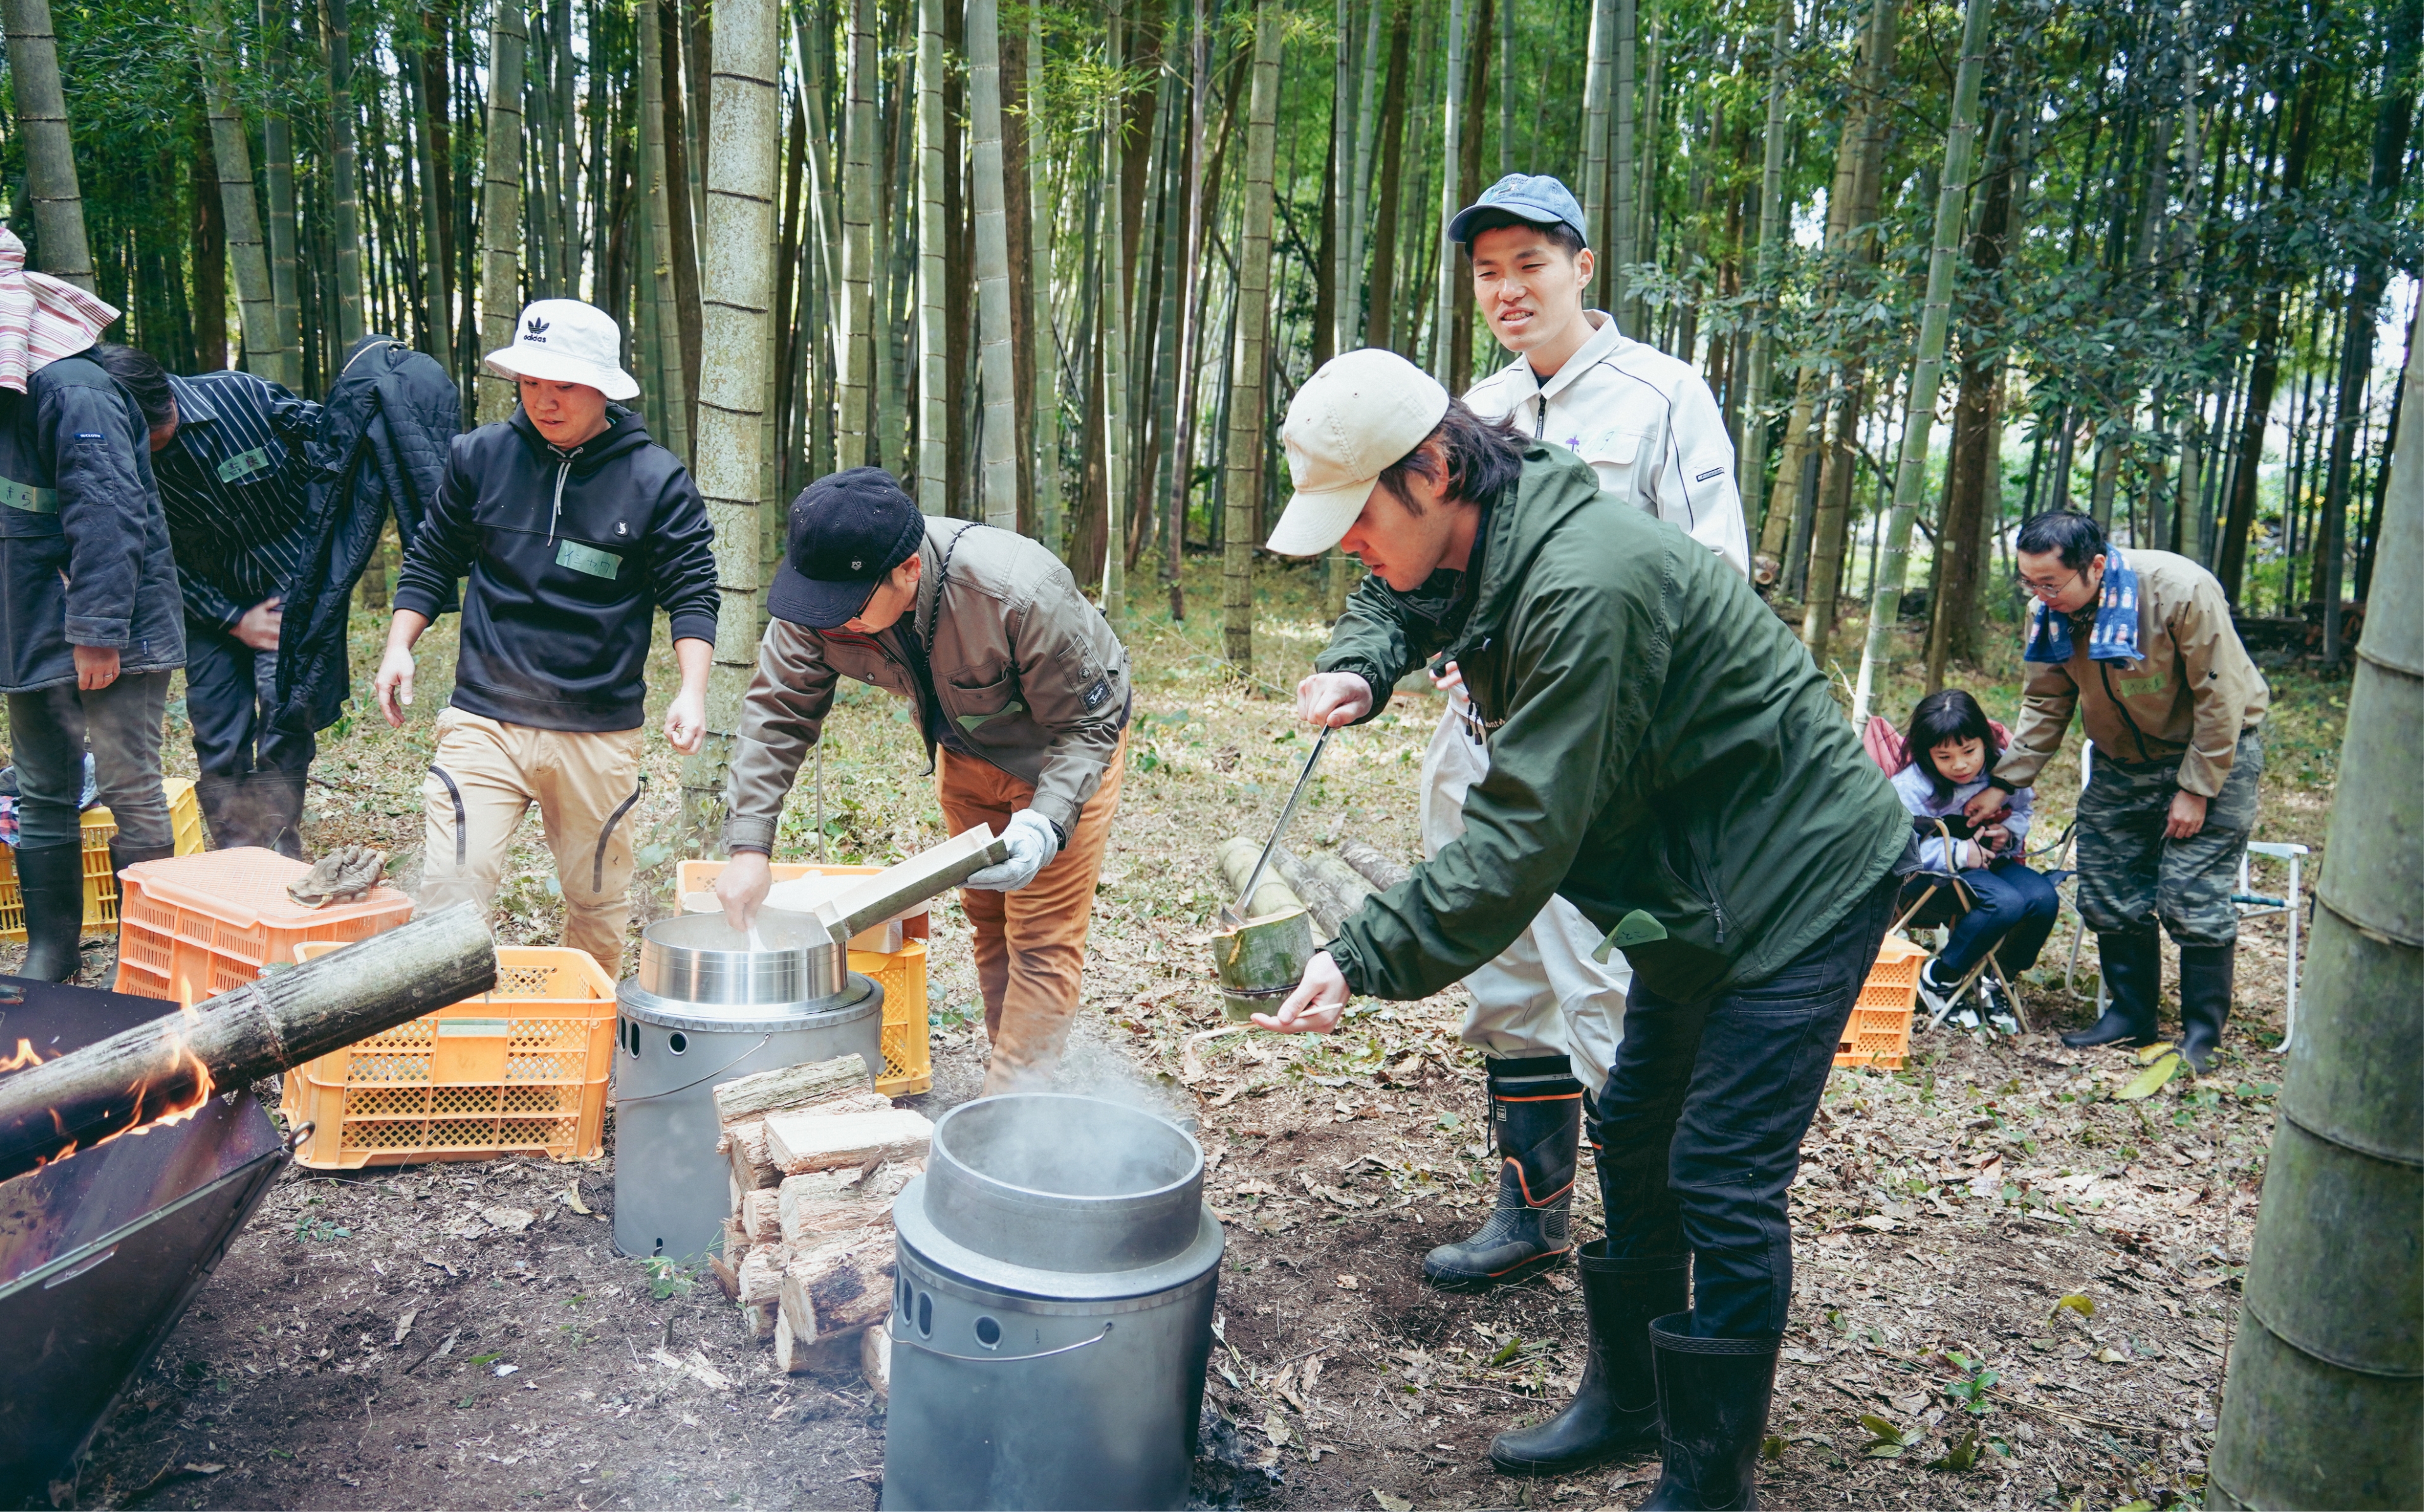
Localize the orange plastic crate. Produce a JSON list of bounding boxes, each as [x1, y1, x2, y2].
[[678, 859, 933, 1096], [0, 778, 203, 941], [281, 944, 619, 1170], [112, 847, 414, 1005], [1835, 935, 1929, 1069]]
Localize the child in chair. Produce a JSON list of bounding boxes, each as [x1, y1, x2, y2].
[[1892, 689, 2062, 1027]]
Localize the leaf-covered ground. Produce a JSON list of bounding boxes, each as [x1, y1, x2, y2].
[[11, 560, 2342, 1510]]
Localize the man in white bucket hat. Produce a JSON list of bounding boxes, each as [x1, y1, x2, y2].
[[1260, 347, 1914, 1511], [373, 298, 721, 972]]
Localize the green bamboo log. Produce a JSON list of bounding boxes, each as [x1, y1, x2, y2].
[[1849, 0, 1989, 721], [2209, 356, 2423, 1511], [195, 0, 281, 376], [476, 0, 528, 424], [1, 0, 94, 291], [640, 0, 691, 458], [1736, 0, 1792, 516], [839, 0, 876, 466], [1101, 0, 1131, 625], [970, 0, 1018, 532], [916, 0, 949, 516], [323, 0, 364, 349], [1221, 0, 1282, 669]]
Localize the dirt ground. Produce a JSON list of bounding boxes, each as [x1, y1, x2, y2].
[[8, 561, 2343, 1511]]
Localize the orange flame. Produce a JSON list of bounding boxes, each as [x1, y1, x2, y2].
[[0, 1038, 44, 1071]]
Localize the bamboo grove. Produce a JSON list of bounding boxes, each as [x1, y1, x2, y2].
[[1, 0, 2417, 688]]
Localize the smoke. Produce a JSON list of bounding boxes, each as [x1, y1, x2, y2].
[[940, 1094, 1197, 1202]]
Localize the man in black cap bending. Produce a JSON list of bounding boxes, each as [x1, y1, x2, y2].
[[715, 468, 1131, 1096]]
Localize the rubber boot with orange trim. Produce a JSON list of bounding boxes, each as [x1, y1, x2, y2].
[[1422, 1054, 1581, 1291]]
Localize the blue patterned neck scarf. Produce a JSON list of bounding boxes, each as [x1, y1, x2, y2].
[[2023, 546, 2141, 663]]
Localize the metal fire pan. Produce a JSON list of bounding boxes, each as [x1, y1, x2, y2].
[[634, 907, 847, 1008], [0, 977, 290, 1507]]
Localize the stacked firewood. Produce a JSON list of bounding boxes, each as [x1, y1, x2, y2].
[[708, 1053, 932, 1392]]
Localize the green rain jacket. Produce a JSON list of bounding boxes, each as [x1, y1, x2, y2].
[[1316, 443, 1909, 1004]]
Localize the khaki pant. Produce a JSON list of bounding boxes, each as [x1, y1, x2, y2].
[[939, 734, 1125, 1096], [419, 708, 644, 973]]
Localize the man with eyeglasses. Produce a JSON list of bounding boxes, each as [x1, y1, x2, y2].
[[1966, 509, 2268, 1074]]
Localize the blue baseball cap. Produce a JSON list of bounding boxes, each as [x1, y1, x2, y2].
[[1447, 174, 1590, 247], [767, 468, 928, 629]]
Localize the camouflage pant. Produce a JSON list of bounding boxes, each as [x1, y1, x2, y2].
[[2074, 731, 2262, 947]]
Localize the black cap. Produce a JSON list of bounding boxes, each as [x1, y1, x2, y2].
[[766, 468, 927, 630]]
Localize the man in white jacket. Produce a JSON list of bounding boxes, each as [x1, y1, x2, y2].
[[1415, 177, 1749, 1476]]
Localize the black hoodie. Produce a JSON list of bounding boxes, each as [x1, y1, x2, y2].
[[392, 405, 719, 732]]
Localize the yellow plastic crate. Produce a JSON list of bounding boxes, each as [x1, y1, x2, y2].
[[677, 859, 934, 1096], [0, 778, 203, 941], [281, 943, 620, 1170], [852, 939, 932, 1096], [1835, 935, 1929, 1070], [112, 848, 413, 1005]]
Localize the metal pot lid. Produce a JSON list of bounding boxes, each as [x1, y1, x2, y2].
[[615, 971, 880, 1034], [894, 1175, 1224, 1302]]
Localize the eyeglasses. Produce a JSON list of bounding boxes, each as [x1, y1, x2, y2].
[[2016, 567, 2084, 601]]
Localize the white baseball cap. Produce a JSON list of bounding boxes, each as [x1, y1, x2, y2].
[[484, 298, 640, 401], [1265, 348, 1450, 558]]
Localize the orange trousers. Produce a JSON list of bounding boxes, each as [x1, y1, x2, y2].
[[937, 734, 1125, 1096]]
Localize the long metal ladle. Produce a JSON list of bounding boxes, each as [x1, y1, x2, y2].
[[1217, 723, 1334, 930]]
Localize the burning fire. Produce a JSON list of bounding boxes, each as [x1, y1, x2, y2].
[[0, 1037, 45, 1071]]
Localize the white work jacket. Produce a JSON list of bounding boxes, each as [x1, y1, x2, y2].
[[1464, 311, 1750, 579]]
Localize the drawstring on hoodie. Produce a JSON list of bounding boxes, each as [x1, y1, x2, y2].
[[548, 449, 577, 541]]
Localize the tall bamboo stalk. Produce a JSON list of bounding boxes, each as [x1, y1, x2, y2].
[[1031, 15, 1063, 556], [1, 0, 93, 290], [1610, 0, 1636, 325], [1101, 0, 1131, 625], [196, 0, 280, 375], [404, 44, 454, 374], [477, 0, 529, 423], [640, 0, 691, 457], [916, 0, 949, 514], [1328, 0, 1361, 618], [1581, 0, 1614, 306], [2209, 352, 2421, 1511], [1738, 0, 1791, 513], [679, 0, 778, 849], [1850, 0, 1989, 721], [262, 0, 302, 388], [1431, 0, 1465, 382], [323, 0, 365, 349], [837, 0, 876, 466], [1162, 0, 1210, 586], [970, 0, 1018, 531], [1222, 0, 1282, 667]]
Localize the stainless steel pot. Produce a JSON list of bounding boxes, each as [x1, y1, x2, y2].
[[612, 909, 882, 1262], [883, 1095, 1223, 1512]]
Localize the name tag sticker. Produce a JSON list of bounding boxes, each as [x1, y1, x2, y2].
[[2115, 671, 2168, 698], [217, 445, 274, 483], [556, 539, 622, 580], [0, 478, 58, 513], [1695, 467, 1724, 483]]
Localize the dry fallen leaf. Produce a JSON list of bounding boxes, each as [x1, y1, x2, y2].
[[563, 1184, 594, 1216], [482, 1207, 537, 1233], [1337, 1273, 1360, 1290], [1856, 1214, 1899, 1233], [2096, 1346, 2131, 1364], [392, 1305, 418, 1347], [1370, 1492, 1412, 1512]]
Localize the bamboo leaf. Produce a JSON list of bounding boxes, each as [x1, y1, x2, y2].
[[2117, 1053, 2182, 1100]]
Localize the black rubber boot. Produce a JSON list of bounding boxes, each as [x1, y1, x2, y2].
[[2060, 929, 2164, 1049], [1423, 1055, 1581, 1291], [1634, 1313, 1781, 1511], [245, 773, 309, 859], [193, 775, 252, 850], [2175, 944, 2234, 1073], [1489, 1244, 1685, 1476], [12, 842, 88, 981]]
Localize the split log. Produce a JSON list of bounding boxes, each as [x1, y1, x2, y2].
[[1212, 908, 1315, 1022], [811, 824, 1010, 941], [722, 1216, 751, 1267], [711, 1053, 871, 1127], [708, 1254, 741, 1302], [744, 1300, 778, 1342], [1338, 838, 1411, 890], [726, 1120, 780, 1191], [742, 1188, 783, 1244], [0, 902, 496, 1182], [778, 1161, 919, 1245], [779, 1230, 894, 1342], [774, 1307, 812, 1374], [1269, 846, 1377, 937], [1215, 835, 1305, 919], [764, 1107, 933, 1174], [860, 1321, 891, 1400]]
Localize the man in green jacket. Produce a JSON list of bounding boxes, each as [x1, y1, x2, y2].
[[1261, 349, 1910, 1510]]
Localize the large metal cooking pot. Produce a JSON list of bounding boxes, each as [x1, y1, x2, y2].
[[613, 909, 882, 1262], [615, 832, 1011, 1263], [883, 1094, 1222, 1512]]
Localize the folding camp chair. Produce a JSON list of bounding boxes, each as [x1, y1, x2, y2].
[[1892, 819, 2042, 1035]]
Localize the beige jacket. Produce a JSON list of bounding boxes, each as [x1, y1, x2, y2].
[[1992, 548, 2268, 798], [722, 519, 1130, 851]]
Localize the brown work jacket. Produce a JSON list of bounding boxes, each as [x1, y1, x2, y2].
[[1992, 548, 2269, 798], [722, 518, 1130, 852]]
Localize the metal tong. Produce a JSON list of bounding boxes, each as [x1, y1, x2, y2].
[[1218, 723, 1335, 930]]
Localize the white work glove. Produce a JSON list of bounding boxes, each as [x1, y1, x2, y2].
[[964, 809, 1060, 892]]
